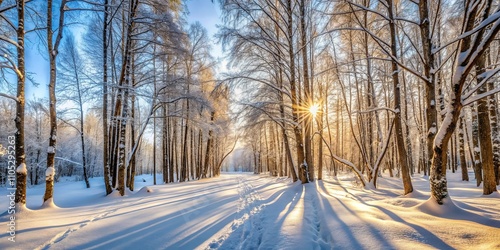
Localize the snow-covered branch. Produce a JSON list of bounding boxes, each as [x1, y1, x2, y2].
[[461, 67, 500, 101], [317, 133, 367, 186], [432, 11, 500, 55], [462, 86, 500, 106], [0, 92, 18, 102], [352, 107, 399, 115], [370, 118, 395, 182]]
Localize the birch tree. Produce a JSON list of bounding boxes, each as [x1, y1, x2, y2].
[[43, 0, 68, 206], [57, 33, 91, 188], [0, 0, 28, 208], [430, 0, 500, 204]]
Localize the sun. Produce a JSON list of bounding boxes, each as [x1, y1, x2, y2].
[[309, 103, 320, 118]]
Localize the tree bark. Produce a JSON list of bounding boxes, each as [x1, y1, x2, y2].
[[76, 61, 90, 188], [472, 106, 483, 186], [114, 0, 139, 196], [458, 116, 469, 181], [128, 94, 137, 190], [44, 0, 67, 204], [102, 0, 112, 195], [487, 58, 500, 185], [286, 0, 307, 184], [429, 0, 500, 204], [299, 0, 314, 182], [476, 53, 497, 195], [418, 0, 438, 176], [202, 112, 215, 178], [388, 0, 413, 195], [15, 0, 27, 207]]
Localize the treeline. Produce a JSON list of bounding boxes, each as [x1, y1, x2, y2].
[[0, 0, 233, 209], [221, 0, 500, 204]]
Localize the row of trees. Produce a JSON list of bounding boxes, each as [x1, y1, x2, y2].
[[1, 0, 234, 209], [221, 0, 500, 204], [0, 99, 158, 186]]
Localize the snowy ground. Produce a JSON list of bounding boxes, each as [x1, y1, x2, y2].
[[1, 171, 499, 249]]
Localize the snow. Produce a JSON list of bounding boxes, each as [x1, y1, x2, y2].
[[434, 109, 453, 147], [428, 126, 436, 135], [1, 172, 499, 249], [47, 146, 55, 154], [46, 167, 55, 181], [16, 163, 27, 174]]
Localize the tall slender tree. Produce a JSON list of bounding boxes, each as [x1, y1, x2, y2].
[[43, 0, 68, 206]]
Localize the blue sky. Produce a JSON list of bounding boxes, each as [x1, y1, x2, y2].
[[186, 0, 226, 71], [24, 0, 224, 100], [186, 0, 222, 51]]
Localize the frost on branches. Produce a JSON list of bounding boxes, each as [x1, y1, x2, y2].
[[429, 0, 500, 205]]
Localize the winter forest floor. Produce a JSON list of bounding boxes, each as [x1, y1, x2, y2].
[[1, 171, 499, 250]]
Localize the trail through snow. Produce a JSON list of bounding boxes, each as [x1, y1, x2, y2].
[[1, 172, 499, 250]]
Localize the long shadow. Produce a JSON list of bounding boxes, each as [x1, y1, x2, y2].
[[367, 203, 453, 249], [53, 178, 236, 209], [131, 186, 237, 209], [99, 190, 239, 224], [321, 181, 455, 248], [427, 199, 500, 228], [64, 195, 239, 250], [321, 180, 497, 248], [316, 181, 390, 249], [38, 184, 238, 230], [169, 207, 236, 249], [15, 221, 86, 234], [451, 199, 500, 222]]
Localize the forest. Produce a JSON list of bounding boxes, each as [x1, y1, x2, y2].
[[0, 0, 499, 249]]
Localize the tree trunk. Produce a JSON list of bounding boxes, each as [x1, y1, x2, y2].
[[76, 66, 90, 188], [400, 57, 414, 174], [15, 0, 27, 207], [418, 0, 438, 176], [458, 116, 469, 181], [487, 58, 500, 185], [464, 115, 477, 173], [44, 0, 67, 204], [286, 0, 307, 184], [430, 0, 500, 204], [181, 103, 189, 182], [317, 101, 324, 180], [274, 11, 298, 181], [363, 0, 381, 171], [488, 87, 500, 185], [115, 0, 139, 196], [472, 106, 483, 186], [203, 112, 215, 178], [190, 128, 195, 179], [197, 129, 203, 179], [476, 53, 497, 195], [388, 0, 413, 195], [488, 94, 500, 185], [169, 116, 174, 182], [128, 94, 137, 190], [162, 105, 168, 183], [152, 100, 156, 185], [299, 0, 314, 182], [102, 0, 112, 195]]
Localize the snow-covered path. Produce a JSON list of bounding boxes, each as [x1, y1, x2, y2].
[[23, 174, 248, 250], [1, 172, 499, 250]]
